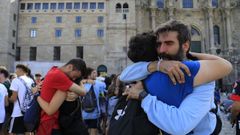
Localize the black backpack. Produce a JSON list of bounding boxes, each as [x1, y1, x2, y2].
[[82, 85, 97, 113], [108, 96, 160, 135]]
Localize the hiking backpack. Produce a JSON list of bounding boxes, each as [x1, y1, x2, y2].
[[82, 85, 98, 113]]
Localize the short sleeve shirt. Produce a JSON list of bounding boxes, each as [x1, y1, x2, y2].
[[0, 84, 8, 123], [143, 61, 200, 107], [10, 76, 34, 117], [40, 67, 73, 127]]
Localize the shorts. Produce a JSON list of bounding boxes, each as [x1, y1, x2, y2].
[[84, 119, 98, 128], [8, 116, 25, 134]]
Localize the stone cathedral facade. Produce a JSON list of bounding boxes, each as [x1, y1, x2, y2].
[[1, 0, 240, 88]]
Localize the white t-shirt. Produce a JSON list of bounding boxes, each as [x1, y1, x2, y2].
[[10, 75, 34, 117], [0, 83, 8, 123]]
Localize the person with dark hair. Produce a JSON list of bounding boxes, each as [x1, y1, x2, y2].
[[230, 80, 240, 135], [8, 64, 35, 135], [0, 69, 10, 96], [120, 20, 232, 134], [105, 75, 125, 135], [36, 58, 87, 135], [9, 73, 17, 82], [128, 32, 158, 63], [82, 67, 106, 135], [35, 73, 42, 85], [0, 69, 9, 81]]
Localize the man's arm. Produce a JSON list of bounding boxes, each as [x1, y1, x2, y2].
[[230, 101, 240, 124], [120, 61, 190, 84], [37, 90, 67, 115], [191, 52, 232, 86], [141, 82, 214, 134], [119, 62, 151, 83], [69, 81, 86, 96], [3, 86, 9, 106], [5, 95, 9, 106], [9, 91, 17, 103], [9, 79, 19, 103]]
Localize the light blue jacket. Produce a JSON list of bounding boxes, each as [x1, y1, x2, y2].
[[120, 62, 216, 135], [82, 80, 106, 120]]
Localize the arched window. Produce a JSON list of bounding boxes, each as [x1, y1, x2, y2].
[[116, 3, 121, 13], [191, 26, 201, 53], [183, 0, 193, 8], [214, 25, 220, 45], [212, 0, 218, 8], [191, 26, 201, 36], [123, 3, 129, 13], [156, 0, 164, 8]]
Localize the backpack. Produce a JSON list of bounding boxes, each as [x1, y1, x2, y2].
[[108, 96, 160, 135], [17, 77, 34, 113], [17, 77, 41, 131], [82, 85, 97, 113], [23, 94, 41, 132]]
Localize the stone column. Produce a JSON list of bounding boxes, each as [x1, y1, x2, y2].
[[151, 9, 157, 29], [207, 8, 216, 54], [167, 8, 174, 20], [234, 60, 238, 81], [219, 8, 227, 55], [203, 7, 210, 53], [150, 0, 157, 29], [225, 9, 233, 52], [167, 0, 174, 20], [207, 0, 212, 7]]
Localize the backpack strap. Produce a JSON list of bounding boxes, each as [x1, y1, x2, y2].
[[210, 98, 222, 135], [17, 77, 34, 113], [18, 77, 32, 94], [16, 77, 28, 114], [16, 95, 25, 114], [70, 98, 81, 116], [81, 84, 95, 101]]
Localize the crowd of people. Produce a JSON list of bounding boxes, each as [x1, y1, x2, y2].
[[0, 20, 238, 135]]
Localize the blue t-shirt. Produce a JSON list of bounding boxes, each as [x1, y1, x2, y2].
[[143, 61, 200, 107]]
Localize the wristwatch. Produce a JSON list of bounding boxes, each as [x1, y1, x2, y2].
[[139, 90, 148, 100]]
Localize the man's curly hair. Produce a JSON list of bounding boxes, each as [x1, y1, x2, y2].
[[128, 32, 158, 63]]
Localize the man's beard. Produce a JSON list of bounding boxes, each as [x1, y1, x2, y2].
[[158, 48, 184, 61]]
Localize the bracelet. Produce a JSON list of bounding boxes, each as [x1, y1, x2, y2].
[[157, 58, 162, 71]]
